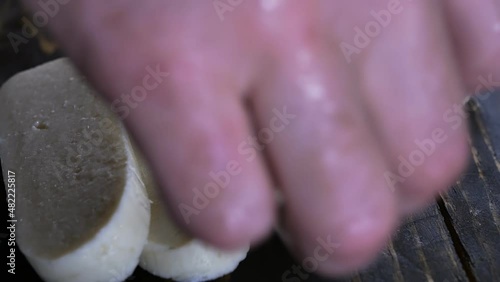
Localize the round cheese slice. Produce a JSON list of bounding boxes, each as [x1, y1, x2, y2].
[[0, 58, 150, 282]]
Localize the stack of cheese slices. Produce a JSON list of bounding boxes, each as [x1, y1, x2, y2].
[[0, 59, 249, 282]]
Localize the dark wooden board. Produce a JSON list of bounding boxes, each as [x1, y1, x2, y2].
[[474, 93, 500, 160], [439, 95, 500, 282], [350, 204, 467, 282]]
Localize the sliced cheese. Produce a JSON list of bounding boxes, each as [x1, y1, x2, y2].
[[0, 58, 150, 282]]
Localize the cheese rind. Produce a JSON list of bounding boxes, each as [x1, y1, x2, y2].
[[140, 239, 248, 282], [27, 139, 150, 282], [0, 58, 150, 281]]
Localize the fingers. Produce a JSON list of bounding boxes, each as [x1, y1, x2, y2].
[[443, 0, 500, 88], [127, 70, 275, 248], [359, 1, 470, 213], [251, 45, 397, 275], [31, 0, 276, 248], [77, 49, 276, 250], [22, 0, 478, 275]]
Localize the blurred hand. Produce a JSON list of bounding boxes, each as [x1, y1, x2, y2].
[[21, 0, 500, 275]]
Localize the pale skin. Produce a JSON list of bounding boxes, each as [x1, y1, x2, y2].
[[22, 0, 500, 276]]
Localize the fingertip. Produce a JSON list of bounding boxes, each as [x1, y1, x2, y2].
[[288, 204, 397, 277], [398, 128, 470, 214], [168, 178, 276, 250], [285, 188, 399, 277], [319, 214, 396, 276]]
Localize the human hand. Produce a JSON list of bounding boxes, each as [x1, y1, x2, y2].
[[21, 0, 500, 275]]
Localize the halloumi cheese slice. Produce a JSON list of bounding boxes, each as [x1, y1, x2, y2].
[[0, 59, 150, 282]]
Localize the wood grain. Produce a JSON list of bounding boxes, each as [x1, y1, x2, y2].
[[350, 204, 467, 282], [440, 94, 500, 281]]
